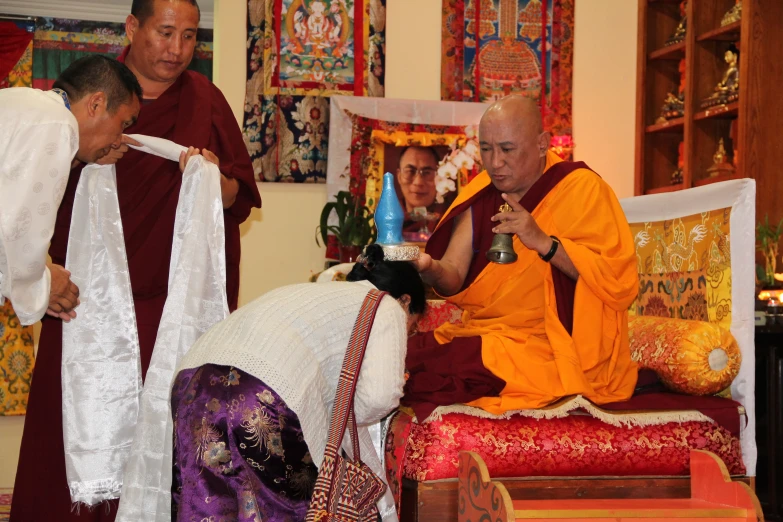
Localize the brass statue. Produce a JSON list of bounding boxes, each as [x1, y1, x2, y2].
[[656, 92, 685, 124], [486, 203, 517, 264], [721, 0, 742, 27], [665, 1, 687, 46], [701, 50, 739, 108], [707, 139, 736, 178]]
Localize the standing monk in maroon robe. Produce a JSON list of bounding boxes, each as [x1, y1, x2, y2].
[[11, 1, 261, 520]]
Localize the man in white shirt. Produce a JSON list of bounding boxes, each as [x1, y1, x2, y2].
[[0, 55, 142, 325]]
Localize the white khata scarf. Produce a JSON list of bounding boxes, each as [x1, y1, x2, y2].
[[61, 134, 229, 519]]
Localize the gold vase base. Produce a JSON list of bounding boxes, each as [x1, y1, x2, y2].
[[379, 244, 420, 261]]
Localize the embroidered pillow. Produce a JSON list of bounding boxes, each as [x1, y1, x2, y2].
[[629, 316, 741, 396], [417, 300, 463, 333]]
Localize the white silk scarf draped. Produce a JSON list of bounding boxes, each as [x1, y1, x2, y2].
[[62, 135, 229, 516]]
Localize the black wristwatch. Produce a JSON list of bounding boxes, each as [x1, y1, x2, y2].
[[539, 236, 560, 262]]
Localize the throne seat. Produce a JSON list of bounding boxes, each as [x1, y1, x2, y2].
[[386, 180, 757, 522]]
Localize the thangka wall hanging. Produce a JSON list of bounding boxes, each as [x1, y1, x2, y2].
[[0, 15, 213, 91], [0, 301, 35, 416], [243, 0, 387, 183], [441, 0, 574, 138], [31, 17, 213, 90]]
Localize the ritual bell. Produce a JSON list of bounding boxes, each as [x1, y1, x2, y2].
[[486, 233, 517, 264], [486, 202, 518, 264]]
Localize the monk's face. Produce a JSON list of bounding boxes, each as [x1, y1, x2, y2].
[[76, 93, 141, 164], [126, 0, 199, 84], [479, 113, 549, 198], [397, 147, 438, 211]]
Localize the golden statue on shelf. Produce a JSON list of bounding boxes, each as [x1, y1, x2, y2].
[[721, 0, 742, 27], [700, 49, 739, 108], [707, 139, 736, 178], [665, 1, 687, 46], [656, 92, 685, 124]]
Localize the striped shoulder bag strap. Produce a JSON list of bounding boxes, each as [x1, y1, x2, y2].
[[306, 289, 389, 522]]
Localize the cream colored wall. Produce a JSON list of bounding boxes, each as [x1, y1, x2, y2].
[[572, 0, 638, 199], [385, 0, 443, 101], [0, 0, 639, 488]]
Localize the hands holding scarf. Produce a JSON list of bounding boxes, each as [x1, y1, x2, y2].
[[179, 146, 240, 209]]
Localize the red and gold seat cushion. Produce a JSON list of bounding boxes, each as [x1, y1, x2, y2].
[[384, 410, 744, 503]]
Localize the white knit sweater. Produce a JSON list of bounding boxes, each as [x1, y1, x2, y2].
[[177, 280, 408, 473]]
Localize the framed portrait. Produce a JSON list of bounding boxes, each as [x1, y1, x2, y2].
[[325, 96, 489, 258]]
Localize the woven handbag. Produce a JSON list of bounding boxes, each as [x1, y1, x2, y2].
[[306, 289, 389, 522]]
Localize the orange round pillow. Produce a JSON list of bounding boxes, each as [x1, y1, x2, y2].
[[628, 316, 741, 396]]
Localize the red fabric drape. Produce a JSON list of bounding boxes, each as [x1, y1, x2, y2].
[[0, 22, 32, 81]]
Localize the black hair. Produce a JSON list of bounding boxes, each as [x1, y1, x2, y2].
[[52, 55, 142, 112], [346, 244, 426, 315], [131, 0, 201, 26], [397, 145, 441, 169]]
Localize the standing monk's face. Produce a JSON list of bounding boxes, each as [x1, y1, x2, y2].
[[479, 115, 548, 196], [126, 0, 200, 83]]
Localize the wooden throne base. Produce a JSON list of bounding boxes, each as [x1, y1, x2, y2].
[[455, 450, 762, 522], [401, 468, 755, 522]]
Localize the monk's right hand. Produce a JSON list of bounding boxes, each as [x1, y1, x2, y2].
[[47, 263, 80, 322], [179, 146, 200, 173], [411, 253, 434, 273]]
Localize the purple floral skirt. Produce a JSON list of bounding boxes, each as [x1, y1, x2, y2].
[[171, 364, 318, 522]]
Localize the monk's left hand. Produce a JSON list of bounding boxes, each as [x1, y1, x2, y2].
[[202, 148, 240, 209], [491, 193, 552, 255]]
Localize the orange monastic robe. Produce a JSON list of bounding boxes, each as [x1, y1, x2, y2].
[[432, 152, 639, 414]]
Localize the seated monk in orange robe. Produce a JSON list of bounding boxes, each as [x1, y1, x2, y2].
[[402, 95, 639, 421]]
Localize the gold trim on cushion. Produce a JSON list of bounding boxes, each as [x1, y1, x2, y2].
[[414, 395, 716, 427]]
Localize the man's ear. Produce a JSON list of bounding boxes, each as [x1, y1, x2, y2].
[[86, 92, 108, 117], [399, 294, 411, 309], [126, 14, 139, 44], [539, 131, 552, 156]]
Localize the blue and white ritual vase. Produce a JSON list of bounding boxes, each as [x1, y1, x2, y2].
[[373, 172, 420, 261], [375, 172, 404, 246]]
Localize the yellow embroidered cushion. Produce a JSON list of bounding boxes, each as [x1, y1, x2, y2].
[[628, 316, 741, 396]]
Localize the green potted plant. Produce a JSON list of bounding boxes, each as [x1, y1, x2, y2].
[[316, 191, 376, 262], [756, 214, 783, 288]]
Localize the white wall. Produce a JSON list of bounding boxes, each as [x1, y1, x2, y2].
[[0, 0, 639, 487]]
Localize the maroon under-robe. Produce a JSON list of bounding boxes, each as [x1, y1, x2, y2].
[[11, 55, 261, 521]]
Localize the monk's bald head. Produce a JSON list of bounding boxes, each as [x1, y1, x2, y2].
[[478, 95, 551, 198], [480, 95, 543, 137]]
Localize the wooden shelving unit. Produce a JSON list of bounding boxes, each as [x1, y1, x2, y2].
[[649, 41, 686, 60], [634, 0, 783, 226]]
